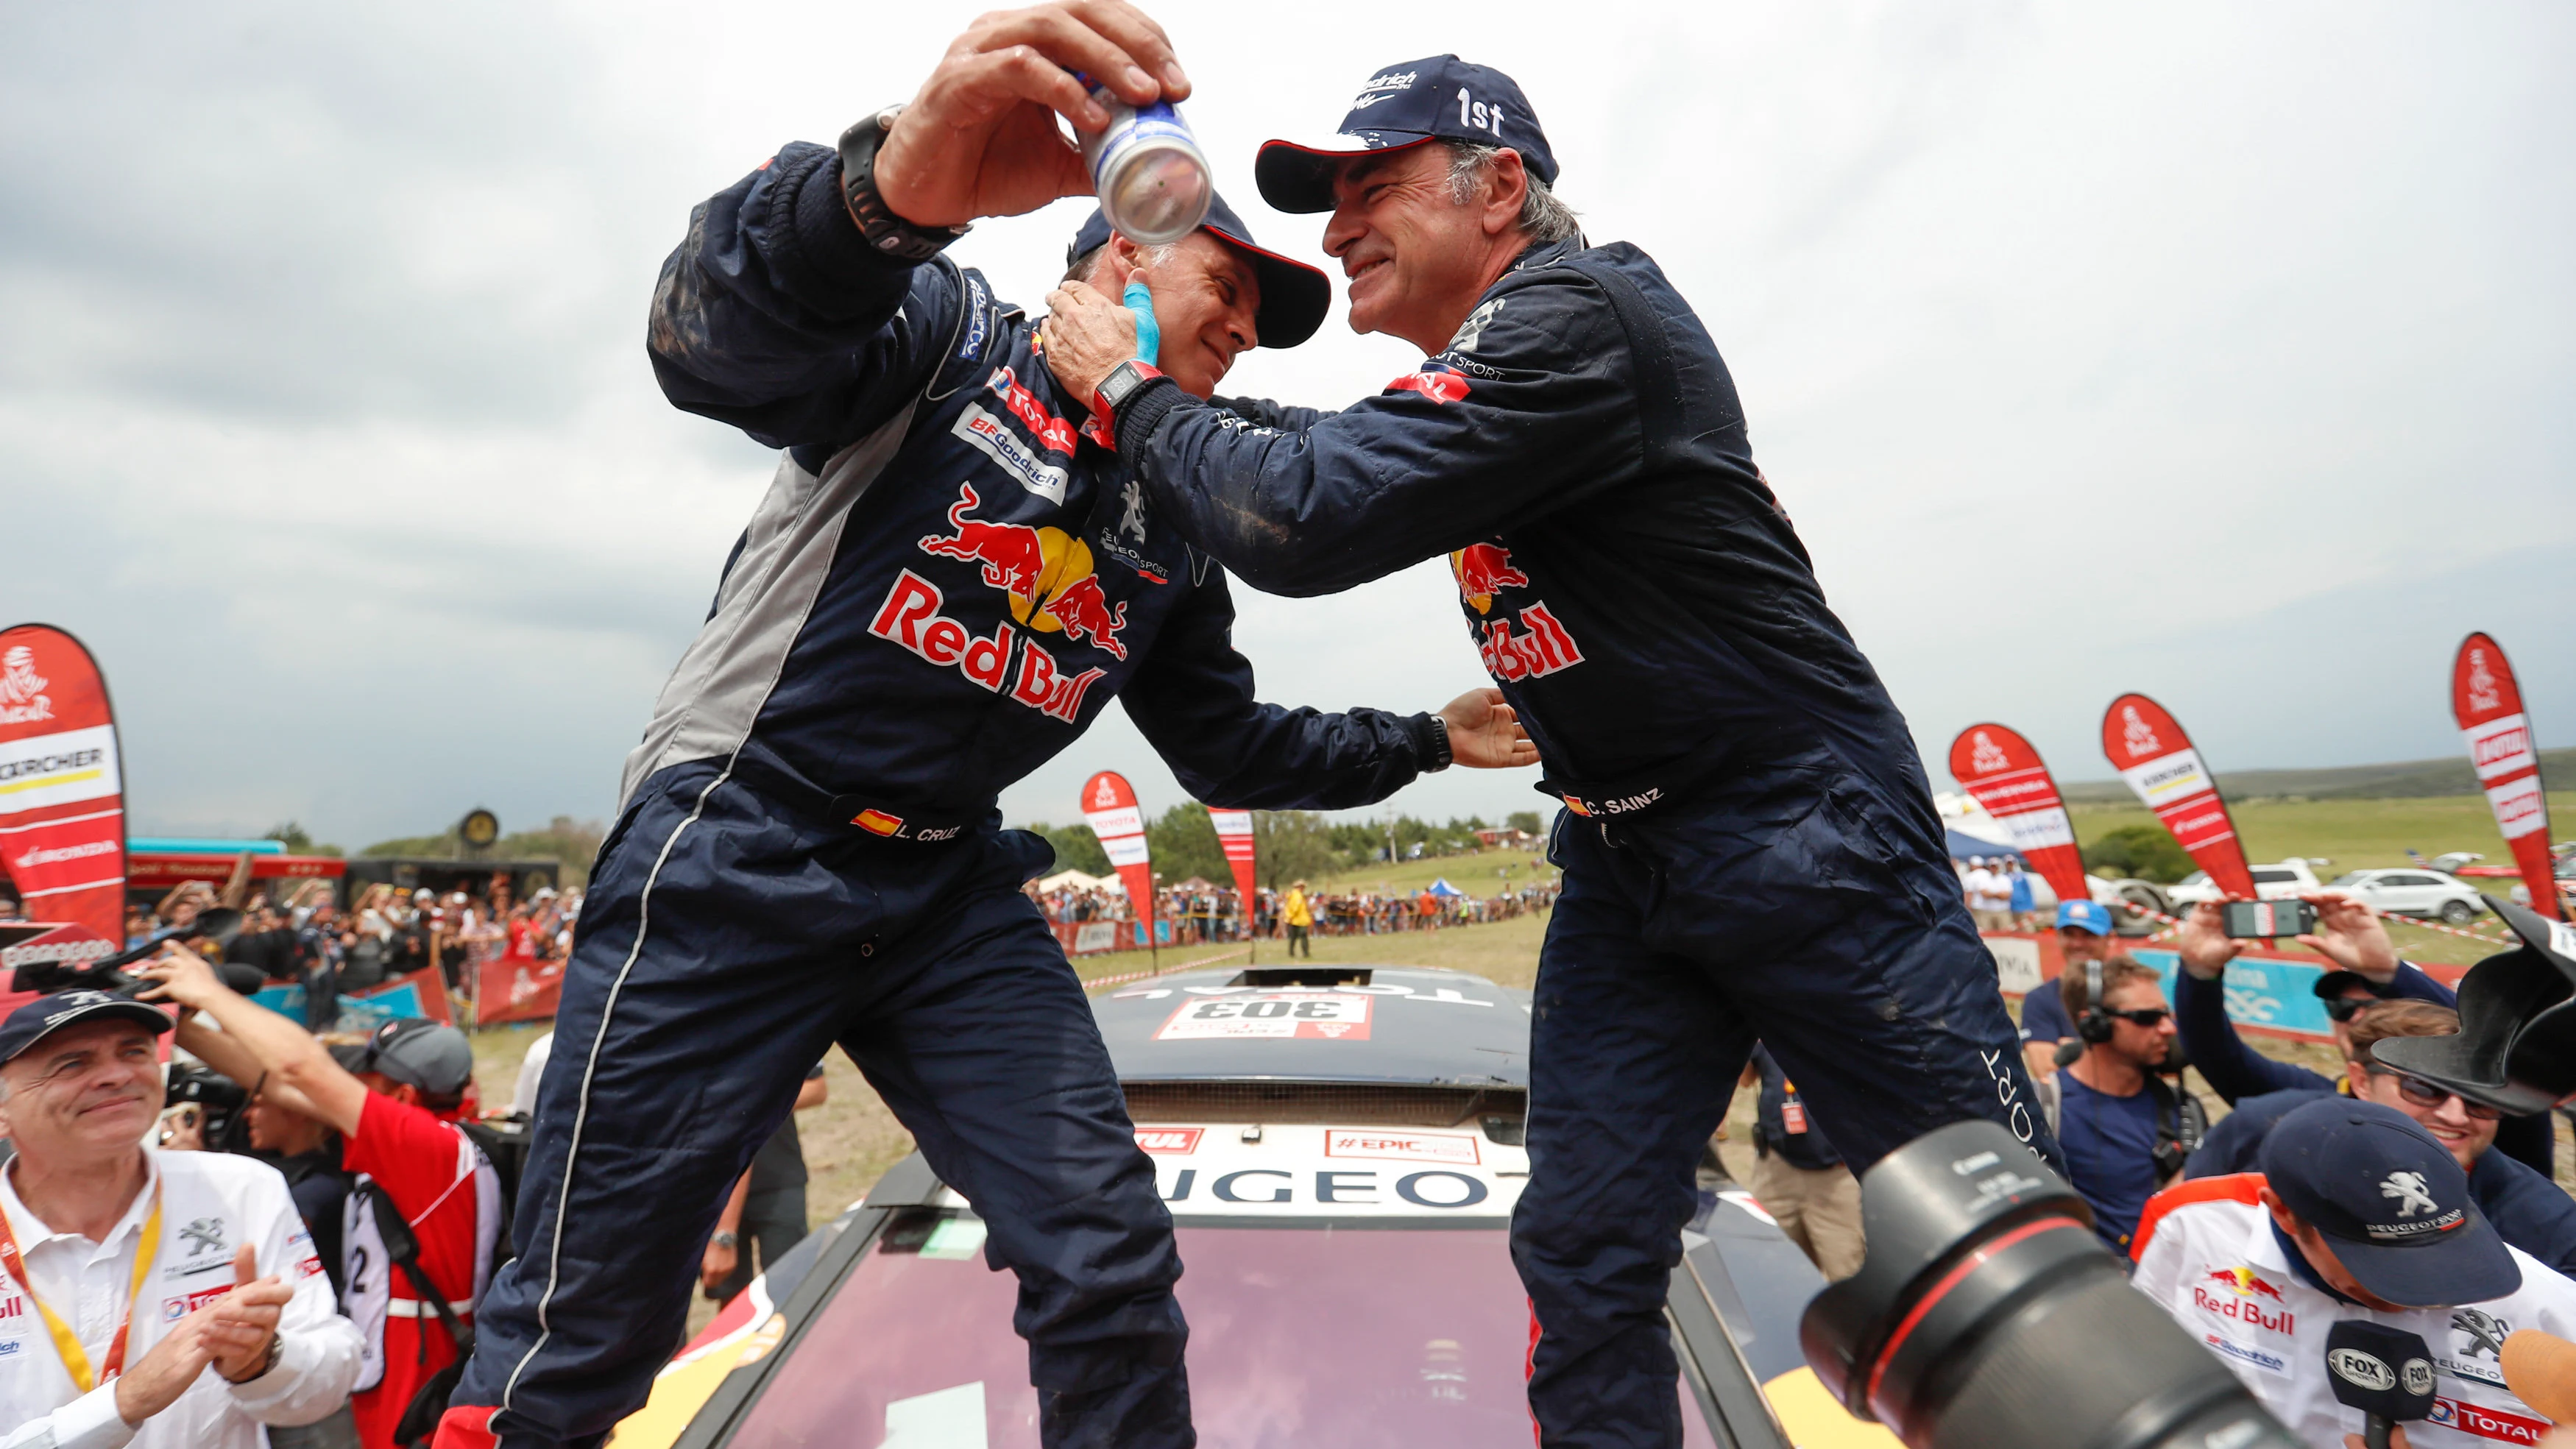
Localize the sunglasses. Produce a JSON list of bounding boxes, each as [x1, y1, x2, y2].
[[2106, 1007, 2171, 1029], [2366, 1064, 2504, 1121], [2322, 996, 2376, 1024]]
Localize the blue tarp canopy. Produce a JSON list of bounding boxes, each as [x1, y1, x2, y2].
[[1945, 830, 2026, 865], [1426, 878, 1465, 897]]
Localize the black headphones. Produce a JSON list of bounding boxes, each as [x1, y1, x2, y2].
[[2076, 958, 2115, 1044]]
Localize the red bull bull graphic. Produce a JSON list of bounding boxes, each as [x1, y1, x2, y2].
[[0, 625, 126, 943], [920, 483, 1050, 598], [1045, 574, 1129, 661], [919, 483, 1137, 661], [1450, 543, 1529, 614], [2452, 632, 2561, 921], [2101, 693, 2256, 901]]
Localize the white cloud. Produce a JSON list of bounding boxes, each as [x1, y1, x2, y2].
[[4, 0, 2570, 849]]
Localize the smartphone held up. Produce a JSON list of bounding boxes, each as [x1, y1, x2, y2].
[[2221, 899, 2317, 940]]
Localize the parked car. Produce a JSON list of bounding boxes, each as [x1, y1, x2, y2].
[[2165, 860, 2323, 905], [2326, 869, 2488, 925], [606, 965, 1900, 1449]]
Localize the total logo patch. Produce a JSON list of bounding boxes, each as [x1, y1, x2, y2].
[[162, 1284, 229, 1322], [2426, 1395, 2550, 1444]]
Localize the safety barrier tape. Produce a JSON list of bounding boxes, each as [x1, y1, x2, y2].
[[1081, 946, 1253, 992]]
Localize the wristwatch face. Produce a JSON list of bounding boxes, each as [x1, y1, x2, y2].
[[1101, 361, 1146, 410]]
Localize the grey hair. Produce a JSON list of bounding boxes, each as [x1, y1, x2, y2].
[[1443, 141, 1582, 246], [1064, 240, 1181, 284]]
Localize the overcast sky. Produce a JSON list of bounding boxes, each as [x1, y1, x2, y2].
[[4, 1, 2570, 849]]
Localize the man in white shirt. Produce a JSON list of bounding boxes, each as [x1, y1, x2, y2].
[[0, 990, 360, 1449], [2131, 1097, 2576, 1448]]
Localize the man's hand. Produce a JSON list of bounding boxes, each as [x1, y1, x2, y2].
[[113, 1307, 213, 1425], [1041, 277, 1139, 405], [2175, 901, 2244, 981], [875, 1, 1189, 229], [2294, 889, 2398, 982], [1442, 689, 1540, 770], [701, 1237, 740, 1294], [2345, 1429, 2413, 1449], [203, 1244, 291, 1383], [132, 943, 236, 1011]]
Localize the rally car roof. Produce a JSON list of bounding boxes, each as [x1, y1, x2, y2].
[[1091, 966, 1528, 1091]]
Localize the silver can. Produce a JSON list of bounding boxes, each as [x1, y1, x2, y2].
[[1074, 74, 1211, 246]]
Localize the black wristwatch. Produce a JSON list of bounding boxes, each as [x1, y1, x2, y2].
[[838, 106, 970, 262], [1424, 714, 1454, 772]]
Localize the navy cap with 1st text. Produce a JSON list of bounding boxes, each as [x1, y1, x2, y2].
[[2258, 1097, 2519, 1308], [1256, 55, 1557, 214], [1067, 191, 1331, 350], [0, 990, 172, 1065]]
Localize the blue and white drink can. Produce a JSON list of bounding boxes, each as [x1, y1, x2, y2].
[[1073, 74, 1211, 246]]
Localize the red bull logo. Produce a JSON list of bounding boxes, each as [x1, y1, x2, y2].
[[869, 570, 1105, 724], [1477, 603, 1584, 683], [1045, 573, 1130, 660], [2191, 1266, 2293, 1336], [1449, 542, 1528, 614], [916, 482, 1138, 660], [920, 483, 1050, 598]]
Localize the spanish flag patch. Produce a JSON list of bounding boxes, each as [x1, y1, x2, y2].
[[852, 809, 905, 837]]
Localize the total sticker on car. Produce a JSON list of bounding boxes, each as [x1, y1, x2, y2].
[[1155, 993, 1373, 1041]]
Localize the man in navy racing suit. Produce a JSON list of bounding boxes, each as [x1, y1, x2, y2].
[[1042, 54, 2062, 1448], [435, 10, 1535, 1448]]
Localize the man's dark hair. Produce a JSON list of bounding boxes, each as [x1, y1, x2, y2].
[[2061, 956, 2159, 1024]]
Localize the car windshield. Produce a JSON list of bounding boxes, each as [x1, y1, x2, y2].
[[2328, 872, 2364, 888], [2249, 869, 2299, 884], [735, 1209, 1722, 1448]]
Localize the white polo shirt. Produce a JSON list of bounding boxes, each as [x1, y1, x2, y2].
[[0, 1146, 361, 1449], [2131, 1173, 2576, 1448]]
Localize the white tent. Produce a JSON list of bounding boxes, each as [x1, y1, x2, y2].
[[1037, 868, 1119, 893]]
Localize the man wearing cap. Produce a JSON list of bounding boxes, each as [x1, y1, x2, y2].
[[2131, 1098, 2576, 1447], [427, 9, 1536, 1448], [2174, 890, 2554, 1177], [0, 991, 359, 1449], [2020, 899, 2123, 1080], [1041, 52, 2058, 1444], [139, 951, 502, 1449]]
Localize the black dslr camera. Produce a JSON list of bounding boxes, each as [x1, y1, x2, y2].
[[8, 908, 263, 998]]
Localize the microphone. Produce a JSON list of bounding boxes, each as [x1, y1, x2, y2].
[[2326, 1321, 2436, 1449], [2503, 1329, 2576, 1425]]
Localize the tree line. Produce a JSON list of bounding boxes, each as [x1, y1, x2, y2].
[[1027, 805, 1549, 889]]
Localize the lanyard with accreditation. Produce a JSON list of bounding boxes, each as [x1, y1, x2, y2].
[[0, 1178, 165, 1392]]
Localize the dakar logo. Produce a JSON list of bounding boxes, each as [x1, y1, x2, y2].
[[2120, 706, 2161, 758], [1094, 779, 1119, 808], [0, 646, 52, 725], [1971, 731, 2010, 776], [2380, 1170, 2438, 1219], [2466, 648, 2501, 714], [918, 482, 1138, 659], [1449, 543, 1528, 615]]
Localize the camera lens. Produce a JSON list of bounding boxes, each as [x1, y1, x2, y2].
[[1800, 1122, 2298, 1449]]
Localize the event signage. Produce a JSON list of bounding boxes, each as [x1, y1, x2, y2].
[[0, 626, 127, 942], [2101, 692, 2256, 901], [2451, 632, 2560, 921], [1946, 723, 2089, 908], [1082, 772, 1156, 943], [1207, 807, 1258, 913]]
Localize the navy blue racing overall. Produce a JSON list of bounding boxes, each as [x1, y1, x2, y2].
[[1109, 237, 2064, 1448], [441, 141, 1449, 1449]]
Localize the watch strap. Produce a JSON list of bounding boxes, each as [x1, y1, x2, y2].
[[1424, 714, 1454, 772], [838, 107, 969, 263], [1084, 361, 1167, 450]]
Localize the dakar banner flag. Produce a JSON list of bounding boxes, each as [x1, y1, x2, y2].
[[0, 626, 127, 943], [1206, 809, 1258, 904], [1947, 723, 2089, 909], [2101, 692, 2256, 901], [2452, 633, 2560, 921], [1083, 771, 1156, 938]]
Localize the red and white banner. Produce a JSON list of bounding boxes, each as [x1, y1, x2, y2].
[[2101, 693, 2256, 901], [1947, 723, 2089, 908], [2452, 632, 2559, 921], [0, 626, 127, 943], [475, 956, 566, 1027], [1207, 808, 1258, 905], [1083, 771, 1156, 935]]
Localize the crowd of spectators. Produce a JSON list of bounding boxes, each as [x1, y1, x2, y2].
[[1028, 868, 1560, 949]]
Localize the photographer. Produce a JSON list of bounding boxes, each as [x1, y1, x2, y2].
[[2037, 957, 2203, 1254], [141, 951, 500, 1449], [2184, 999, 2576, 1278], [2174, 893, 2555, 1177], [0, 991, 359, 1449], [2019, 899, 2122, 1080], [2131, 1099, 2576, 1447]]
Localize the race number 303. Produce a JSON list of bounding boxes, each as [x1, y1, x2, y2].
[[1155, 993, 1373, 1041]]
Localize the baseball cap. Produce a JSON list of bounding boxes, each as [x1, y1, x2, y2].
[[330, 1016, 474, 1097], [1255, 55, 1558, 215], [2056, 899, 2114, 935], [1068, 191, 1330, 350], [0, 990, 171, 1066], [2313, 970, 2399, 1003], [2259, 1098, 2518, 1307], [2371, 892, 2576, 1116]]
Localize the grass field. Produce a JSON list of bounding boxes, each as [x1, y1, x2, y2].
[[2071, 791, 2576, 873]]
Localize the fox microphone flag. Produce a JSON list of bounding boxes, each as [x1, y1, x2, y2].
[[2453, 633, 2561, 921], [2101, 693, 2255, 901], [0, 625, 127, 943], [1947, 723, 2090, 909], [1083, 771, 1156, 949]]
